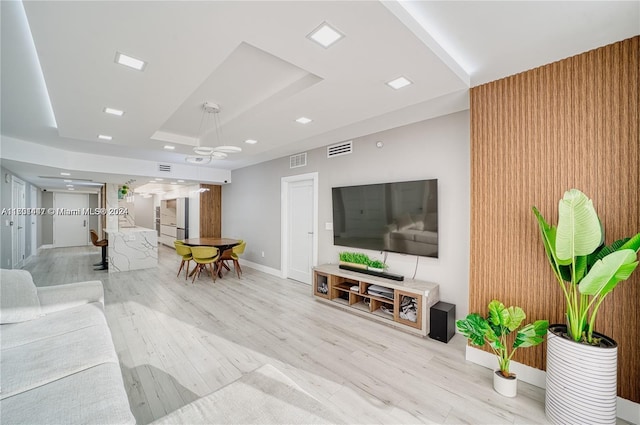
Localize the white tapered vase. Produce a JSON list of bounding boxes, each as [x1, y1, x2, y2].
[[493, 370, 517, 397], [545, 324, 618, 425]]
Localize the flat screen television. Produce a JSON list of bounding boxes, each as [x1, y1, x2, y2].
[[332, 179, 438, 258]]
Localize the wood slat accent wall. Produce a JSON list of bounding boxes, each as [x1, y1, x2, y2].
[[199, 184, 221, 238], [470, 36, 639, 402]]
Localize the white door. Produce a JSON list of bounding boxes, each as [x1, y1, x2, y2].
[[30, 186, 38, 257], [11, 177, 26, 268], [53, 193, 89, 247], [282, 173, 318, 285]]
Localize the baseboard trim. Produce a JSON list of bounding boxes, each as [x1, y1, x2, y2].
[[241, 259, 281, 278], [40, 244, 53, 250], [465, 346, 640, 424]]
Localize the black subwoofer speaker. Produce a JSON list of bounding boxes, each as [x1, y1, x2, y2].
[[429, 301, 455, 343]]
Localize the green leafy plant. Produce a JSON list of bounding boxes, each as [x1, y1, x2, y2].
[[367, 259, 387, 269], [533, 189, 640, 344], [456, 300, 549, 377], [338, 252, 387, 270]]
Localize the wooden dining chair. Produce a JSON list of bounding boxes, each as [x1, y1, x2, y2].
[[220, 240, 246, 278], [174, 240, 192, 280], [190, 246, 220, 283]]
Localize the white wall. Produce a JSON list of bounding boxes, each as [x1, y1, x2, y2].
[[223, 110, 470, 319]]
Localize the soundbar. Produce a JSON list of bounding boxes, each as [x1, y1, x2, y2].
[[338, 264, 404, 281]]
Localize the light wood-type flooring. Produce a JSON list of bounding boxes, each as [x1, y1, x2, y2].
[[25, 245, 551, 425]]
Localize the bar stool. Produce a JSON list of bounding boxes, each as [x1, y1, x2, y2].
[[90, 229, 108, 270]]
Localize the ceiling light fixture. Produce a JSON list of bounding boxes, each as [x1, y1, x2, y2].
[[177, 180, 185, 183], [386, 76, 412, 90], [60, 172, 71, 176], [190, 101, 241, 163], [115, 52, 147, 71], [307, 22, 344, 48], [296, 117, 312, 124], [104, 107, 124, 116], [163, 145, 175, 150], [245, 139, 258, 145], [63, 179, 72, 183], [98, 134, 112, 140]]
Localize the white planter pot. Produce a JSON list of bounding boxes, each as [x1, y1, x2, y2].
[[493, 370, 517, 397], [545, 324, 618, 425]]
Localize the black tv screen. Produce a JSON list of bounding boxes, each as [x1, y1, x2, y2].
[[332, 179, 438, 258]]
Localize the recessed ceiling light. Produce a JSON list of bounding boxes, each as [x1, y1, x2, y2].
[[296, 117, 312, 124], [115, 52, 147, 71], [244, 139, 258, 145], [98, 134, 112, 141], [155, 178, 163, 181], [66, 184, 74, 187], [103, 107, 124, 116], [307, 22, 344, 48], [163, 145, 175, 150], [63, 179, 72, 183], [386, 76, 413, 90], [177, 180, 185, 183], [68, 188, 75, 191], [60, 172, 71, 176]]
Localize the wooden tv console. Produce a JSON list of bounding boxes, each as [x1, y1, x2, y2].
[[313, 264, 439, 337]]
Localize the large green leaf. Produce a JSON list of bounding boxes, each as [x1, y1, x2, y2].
[[532, 207, 570, 268], [556, 189, 603, 261], [488, 300, 525, 333], [621, 232, 640, 252], [456, 314, 489, 346], [513, 320, 549, 349], [579, 249, 639, 297]]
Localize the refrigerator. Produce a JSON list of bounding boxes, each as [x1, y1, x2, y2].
[[176, 197, 189, 240]]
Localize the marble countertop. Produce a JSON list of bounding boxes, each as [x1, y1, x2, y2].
[[105, 226, 156, 234]]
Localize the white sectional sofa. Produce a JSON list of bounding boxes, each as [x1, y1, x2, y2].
[[0, 269, 135, 425]]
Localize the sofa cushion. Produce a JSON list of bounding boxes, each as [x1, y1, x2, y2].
[[1, 302, 106, 350], [0, 320, 119, 399], [414, 230, 438, 245], [0, 269, 41, 324], [396, 213, 415, 231], [0, 363, 135, 425]]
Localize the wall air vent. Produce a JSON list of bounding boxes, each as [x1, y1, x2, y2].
[[158, 164, 172, 173], [290, 152, 307, 169], [327, 140, 353, 158]]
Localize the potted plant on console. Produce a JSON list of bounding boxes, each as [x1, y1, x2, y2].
[[532, 188, 639, 424], [456, 300, 548, 397]]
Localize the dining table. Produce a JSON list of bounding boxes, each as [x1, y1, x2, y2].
[[180, 238, 240, 278]]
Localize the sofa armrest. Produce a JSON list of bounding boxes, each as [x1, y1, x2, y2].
[[36, 281, 104, 315]]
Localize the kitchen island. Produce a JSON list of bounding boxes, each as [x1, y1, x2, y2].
[[105, 227, 158, 273]]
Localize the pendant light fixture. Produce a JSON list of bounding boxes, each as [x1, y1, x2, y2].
[[189, 101, 241, 163]]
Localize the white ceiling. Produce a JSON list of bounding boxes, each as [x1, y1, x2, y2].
[[1, 1, 638, 192]]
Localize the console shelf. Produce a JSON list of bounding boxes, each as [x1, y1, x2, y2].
[[313, 264, 439, 337]]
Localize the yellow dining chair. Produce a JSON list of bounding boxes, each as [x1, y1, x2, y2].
[[220, 240, 246, 279], [190, 246, 220, 283], [174, 240, 193, 280]]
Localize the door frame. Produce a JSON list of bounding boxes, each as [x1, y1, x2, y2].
[[280, 172, 318, 282], [11, 176, 26, 268]]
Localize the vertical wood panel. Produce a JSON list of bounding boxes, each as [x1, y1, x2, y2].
[[199, 184, 221, 238], [470, 36, 639, 402]]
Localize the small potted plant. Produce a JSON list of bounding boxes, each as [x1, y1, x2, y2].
[[532, 188, 639, 424], [366, 259, 388, 273], [456, 300, 549, 397], [338, 252, 369, 269]]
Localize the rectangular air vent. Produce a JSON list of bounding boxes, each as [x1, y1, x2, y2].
[[158, 164, 172, 173], [290, 152, 307, 168], [327, 140, 353, 158]]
